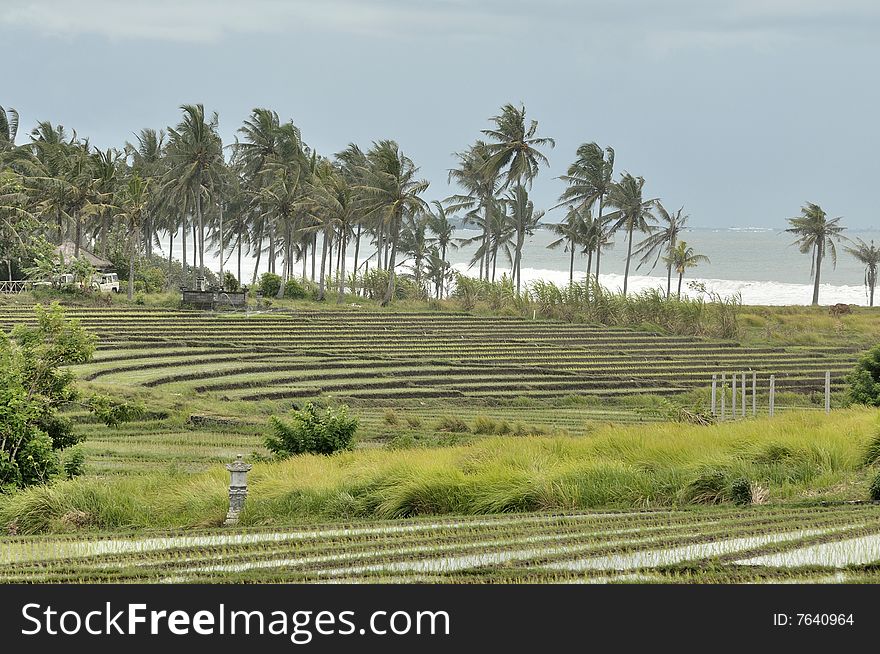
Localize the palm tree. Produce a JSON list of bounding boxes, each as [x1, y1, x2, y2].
[[844, 238, 880, 307], [446, 141, 498, 279], [548, 206, 587, 285], [785, 202, 846, 306], [481, 103, 554, 190], [664, 241, 710, 299], [125, 128, 166, 258], [165, 104, 223, 284], [604, 173, 656, 295], [505, 184, 544, 293], [0, 106, 19, 152], [635, 202, 689, 298], [358, 140, 429, 305], [426, 200, 456, 298], [115, 174, 151, 300], [556, 143, 614, 279]]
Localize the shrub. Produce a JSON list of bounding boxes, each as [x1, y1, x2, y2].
[[472, 415, 497, 434], [870, 471, 880, 502], [847, 345, 880, 406], [730, 477, 752, 506], [265, 403, 358, 457], [284, 277, 308, 299], [436, 415, 470, 433], [405, 415, 422, 429], [383, 408, 399, 427], [62, 448, 86, 479], [681, 470, 728, 505], [222, 271, 240, 292], [258, 272, 282, 298]]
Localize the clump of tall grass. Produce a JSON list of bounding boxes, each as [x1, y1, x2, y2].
[[2, 409, 877, 534]]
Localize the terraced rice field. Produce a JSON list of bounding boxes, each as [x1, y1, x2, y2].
[[0, 306, 859, 475], [3, 505, 880, 583]]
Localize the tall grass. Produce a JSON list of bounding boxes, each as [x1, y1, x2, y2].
[[2, 409, 877, 534]]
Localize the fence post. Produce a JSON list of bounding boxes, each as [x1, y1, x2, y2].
[[711, 374, 717, 416], [720, 373, 726, 421], [825, 370, 831, 414], [751, 371, 756, 417], [732, 373, 737, 418], [769, 375, 775, 417], [741, 372, 746, 418]]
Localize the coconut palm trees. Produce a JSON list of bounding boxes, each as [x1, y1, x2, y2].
[[548, 206, 587, 285], [0, 107, 19, 152], [426, 200, 456, 298], [164, 104, 224, 285], [786, 202, 846, 306], [635, 202, 689, 298], [665, 241, 710, 299], [115, 174, 151, 300], [844, 238, 880, 307], [556, 143, 614, 279], [482, 103, 555, 190], [358, 140, 429, 305], [604, 173, 656, 295], [447, 141, 498, 279], [505, 184, 544, 293]]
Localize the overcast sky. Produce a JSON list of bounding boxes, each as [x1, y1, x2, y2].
[[3, 1, 879, 227]]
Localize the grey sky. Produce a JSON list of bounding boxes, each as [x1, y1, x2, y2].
[[3, 0, 879, 227]]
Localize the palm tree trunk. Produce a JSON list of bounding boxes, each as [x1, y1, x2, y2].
[[568, 240, 575, 285], [310, 234, 316, 281], [337, 231, 348, 303], [182, 217, 187, 282], [382, 213, 401, 306], [251, 235, 262, 285], [196, 192, 205, 281], [128, 222, 136, 301], [353, 223, 362, 292], [167, 232, 174, 280], [594, 198, 604, 282], [218, 203, 224, 285], [586, 251, 593, 283], [191, 222, 198, 286], [514, 233, 524, 294], [74, 212, 81, 258], [237, 225, 243, 285], [623, 221, 634, 295], [677, 272, 683, 299], [666, 235, 675, 299], [318, 228, 330, 300], [812, 245, 823, 306]]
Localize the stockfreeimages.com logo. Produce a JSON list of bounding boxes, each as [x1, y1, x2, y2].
[[21, 603, 450, 644]]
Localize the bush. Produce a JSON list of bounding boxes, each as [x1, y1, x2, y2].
[[870, 471, 880, 502], [222, 271, 240, 292], [284, 277, 308, 299], [265, 403, 358, 457], [730, 477, 752, 506], [436, 415, 470, 433], [62, 448, 86, 479], [258, 273, 282, 298], [472, 415, 497, 434], [847, 345, 880, 406], [382, 408, 399, 427]]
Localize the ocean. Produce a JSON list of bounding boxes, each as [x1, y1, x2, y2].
[[163, 227, 880, 306]]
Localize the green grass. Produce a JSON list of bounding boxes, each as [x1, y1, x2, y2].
[[3, 408, 878, 535]]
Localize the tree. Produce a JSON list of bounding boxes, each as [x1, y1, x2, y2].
[[635, 202, 689, 298], [481, 103, 554, 190], [115, 174, 151, 300], [785, 202, 846, 306], [358, 140, 429, 305], [548, 206, 587, 285], [164, 104, 224, 285], [604, 173, 656, 295], [265, 403, 357, 457], [505, 184, 544, 293], [844, 238, 880, 307], [664, 240, 710, 299], [426, 200, 457, 298], [0, 304, 141, 490], [0, 106, 19, 152], [556, 143, 614, 279]]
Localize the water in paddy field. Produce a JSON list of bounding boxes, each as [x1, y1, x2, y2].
[[159, 226, 880, 306]]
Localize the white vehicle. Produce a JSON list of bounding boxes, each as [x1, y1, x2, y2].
[[91, 272, 120, 293]]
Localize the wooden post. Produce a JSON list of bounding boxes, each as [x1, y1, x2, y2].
[[825, 370, 831, 414], [769, 375, 776, 417], [711, 374, 717, 416], [741, 371, 746, 418], [720, 373, 726, 421], [732, 373, 737, 418], [751, 371, 757, 417]]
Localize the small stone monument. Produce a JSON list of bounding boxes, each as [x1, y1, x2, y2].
[[224, 454, 252, 526]]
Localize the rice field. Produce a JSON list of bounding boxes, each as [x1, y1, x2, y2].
[[3, 505, 880, 583]]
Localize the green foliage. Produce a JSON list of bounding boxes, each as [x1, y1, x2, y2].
[[258, 273, 282, 298], [222, 271, 240, 292], [62, 448, 86, 479], [870, 472, 880, 502], [283, 277, 308, 299], [730, 477, 752, 506], [846, 345, 880, 406], [382, 408, 399, 426], [436, 415, 470, 433], [265, 403, 358, 457], [0, 304, 144, 491], [86, 395, 146, 427]]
